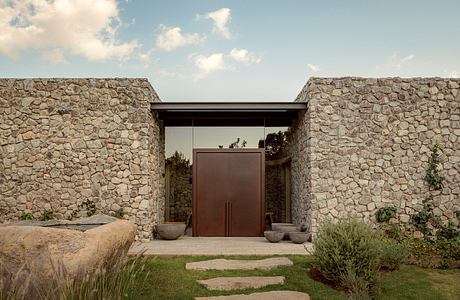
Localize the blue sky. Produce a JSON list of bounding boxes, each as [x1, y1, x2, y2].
[[1, 0, 459, 101]]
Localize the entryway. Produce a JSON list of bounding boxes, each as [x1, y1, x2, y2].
[[192, 149, 265, 237]]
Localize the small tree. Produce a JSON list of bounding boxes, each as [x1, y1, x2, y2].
[[166, 151, 190, 169]]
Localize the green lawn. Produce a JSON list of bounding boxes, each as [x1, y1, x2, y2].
[[132, 255, 460, 300]]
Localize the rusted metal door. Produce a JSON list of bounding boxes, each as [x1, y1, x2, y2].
[[193, 149, 265, 237]]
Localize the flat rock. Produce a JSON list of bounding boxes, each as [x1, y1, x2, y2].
[[197, 276, 284, 291], [0, 219, 136, 297], [196, 291, 310, 300], [186, 257, 293, 270], [3, 214, 118, 231]]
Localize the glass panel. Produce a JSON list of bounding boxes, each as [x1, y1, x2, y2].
[[193, 127, 265, 149], [164, 127, 192, 223], [263, 126, 292, 224]]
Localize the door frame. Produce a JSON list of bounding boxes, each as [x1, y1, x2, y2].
[[192, 148, 265, 237]]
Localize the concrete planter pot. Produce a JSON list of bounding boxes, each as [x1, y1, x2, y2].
[[264, 231, 284, 243], [156, 223, 186, 240], [289, 232, 311, 244], [272, 223, 297, 239]]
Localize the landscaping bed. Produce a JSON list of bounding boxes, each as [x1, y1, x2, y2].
[[131, 255, 460, 300]]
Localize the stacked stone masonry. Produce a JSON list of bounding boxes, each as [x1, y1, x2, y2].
[[292, 77, 460, 234], [0, 78, 165, 240], [1, 77, 459, 239]]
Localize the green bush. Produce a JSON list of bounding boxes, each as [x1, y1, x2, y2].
[[375, 207, 397, 223], [436, 221, 460, 240], [403, 237, 460, 269], [39, 210, 54, 221], [379, 238, 409, 270], [313, 219, 382, 297]]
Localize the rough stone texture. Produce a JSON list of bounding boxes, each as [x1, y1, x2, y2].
[[292, 77, 460, 234], [0, 219, 136, 293], [0, 78, 165, 239], [195, 291, 310, 300], [7, 213, 118, 231], [185, 257, 293, 270], [197, 276, 284, 291]]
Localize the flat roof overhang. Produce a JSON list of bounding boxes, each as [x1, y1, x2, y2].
[[151, 102, 307, 126]]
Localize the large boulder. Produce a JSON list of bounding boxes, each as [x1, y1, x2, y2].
[[0, 216, 136, 296]]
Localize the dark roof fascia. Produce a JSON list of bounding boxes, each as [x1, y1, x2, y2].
[[151, 102, 307, 111]]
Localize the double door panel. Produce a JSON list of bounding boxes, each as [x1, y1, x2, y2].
[[193, 149, 264, 237]]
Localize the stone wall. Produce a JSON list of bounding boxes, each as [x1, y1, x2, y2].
[[293, 77, 460, 234], [0, 78, 165, 240]]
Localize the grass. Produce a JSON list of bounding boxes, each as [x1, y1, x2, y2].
[[132, 255, 460, 300]]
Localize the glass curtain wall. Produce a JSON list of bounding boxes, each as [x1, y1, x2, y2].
[[165, 124, 292, 226]]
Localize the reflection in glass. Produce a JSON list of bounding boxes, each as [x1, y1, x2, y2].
[[164, 127, 192, 222], [263, 127, 292, 224], [164, 125, 293, 227], [193, 127, 264, 149]]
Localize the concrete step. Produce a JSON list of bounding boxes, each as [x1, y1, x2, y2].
[[196, 291, 310, 300], [186, 257, 293, 270], [197, 276, 284, 291]]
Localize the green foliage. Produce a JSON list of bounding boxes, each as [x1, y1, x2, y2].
[[313, 220, 382, 297], [261, 130, 291, 160], [403, 237, 460, 269], [436, 221, 460, 240], [411, 195, 434, 235], [1, 250, 148, 300], [376, 207, 397, 223], [20, 212, 33, 220], [228, 137, 247, 149], [82, 199, 96, 217], [39, 210, 54, 221], [379, 238, 409, 270], [166, 151, 190, 169], [113, 208, 124, 219], [424, 144, 444, 190]]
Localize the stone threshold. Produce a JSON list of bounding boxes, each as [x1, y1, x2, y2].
[[129, 236, 312, 256]]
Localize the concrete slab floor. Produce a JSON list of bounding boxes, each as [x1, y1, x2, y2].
[[129, 236, 313, 256]]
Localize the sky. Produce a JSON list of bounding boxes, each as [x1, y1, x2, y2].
[[1, 0, 460, 101]]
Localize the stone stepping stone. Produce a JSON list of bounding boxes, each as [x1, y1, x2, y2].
[[195, 291, 310, 300], [186, 257, 293, 270], [197, 276, 284, 291]]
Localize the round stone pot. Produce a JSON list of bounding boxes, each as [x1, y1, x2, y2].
[[289, 232, 311, 244], [264, 231, 284, 243], [273, 224, 297, 239], [156, 223, 186, 240]]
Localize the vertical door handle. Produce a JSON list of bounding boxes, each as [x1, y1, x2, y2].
[[224, 202, 228, 236], [229, 202, 232, 236]]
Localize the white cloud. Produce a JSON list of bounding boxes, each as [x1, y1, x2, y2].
[[377, 53, 415, 71], [306, 63, 320, 73], [229, 48, 261, 64], [201, 8, 232, 39], [0, 0, 138, 61], [156, 24, 205, 51], [40, 48, 67, 64], [191, 53, 229, 80]]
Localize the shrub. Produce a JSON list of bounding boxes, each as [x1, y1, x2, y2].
[[436, 221, 460, 240], [313, 219, 382, 297], [20, 212, 33, 220], [379, 238, 408, 270], [375, 207, 397, 223], [0, 249, 148, 300], [113, 208, 124, 219], [40, 210, 54, 221], [403, 237, 460, 269]]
